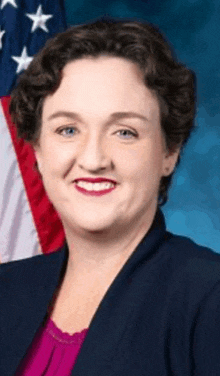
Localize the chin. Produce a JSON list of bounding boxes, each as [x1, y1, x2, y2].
[[79, 222, 108, 233], [62, 212, 117, 234]]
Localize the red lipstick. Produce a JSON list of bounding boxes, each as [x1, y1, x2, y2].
[[74, 177, 117, 184], [74, 177, 117, 196]]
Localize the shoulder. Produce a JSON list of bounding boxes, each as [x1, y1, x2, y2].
[[165, 232, 220, 272], [160, 232, 220, 302], [152, 209, 220, 284], [0, 246, 66, 286]]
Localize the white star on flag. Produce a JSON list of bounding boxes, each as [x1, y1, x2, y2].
[[12, 46, 33, 74], [26, 4, 53, 33], [0, 0, 17, 9], [0, 28, 5, 49]]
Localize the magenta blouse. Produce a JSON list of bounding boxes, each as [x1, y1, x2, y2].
[[16, 318, 89, 375]]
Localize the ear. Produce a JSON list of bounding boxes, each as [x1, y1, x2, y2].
[[162, 147, 180, 177], [33, 144, 43, 175]]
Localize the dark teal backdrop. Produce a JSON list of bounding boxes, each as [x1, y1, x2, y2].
[[64, 0, 220, 253]]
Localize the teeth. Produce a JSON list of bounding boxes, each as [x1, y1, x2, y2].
[[93, 184, 100, 191], [76, 181, 115, 191]]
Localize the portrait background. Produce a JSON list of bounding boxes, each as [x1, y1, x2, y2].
[[0, 0, 219, 263], [64, 0, 220, 253]]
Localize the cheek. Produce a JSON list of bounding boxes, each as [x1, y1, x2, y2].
[[115, 143, 163, 179], [41, 143, 75, 177]]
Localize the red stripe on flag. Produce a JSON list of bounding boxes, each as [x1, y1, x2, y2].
[[1, 96, 65, 254]]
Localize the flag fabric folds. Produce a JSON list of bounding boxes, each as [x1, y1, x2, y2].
[[0, 0, 66, 262]]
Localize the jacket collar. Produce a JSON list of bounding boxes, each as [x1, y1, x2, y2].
[[0, 209, 166, 375], [72, 208, 167, 375]]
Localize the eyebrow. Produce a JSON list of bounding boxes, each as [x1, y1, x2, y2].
[[47, 111, 148, 123]]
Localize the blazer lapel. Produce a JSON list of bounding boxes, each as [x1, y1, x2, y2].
[[0, 245, 67, 375], [71, 210, 166, 375]]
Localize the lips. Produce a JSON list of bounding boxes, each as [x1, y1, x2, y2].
[[74, 177, 117, 196], [74, 177, 117, 184]]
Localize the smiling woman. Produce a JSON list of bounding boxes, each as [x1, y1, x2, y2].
[[1, 18, 220, 376], [34, 56, 177, 241]]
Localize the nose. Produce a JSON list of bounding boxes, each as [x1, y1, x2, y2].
[[77, 132, 112, 173]]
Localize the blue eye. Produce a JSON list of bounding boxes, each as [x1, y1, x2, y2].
[[58, 127, 77, 137], [117, 129, 137, 139]]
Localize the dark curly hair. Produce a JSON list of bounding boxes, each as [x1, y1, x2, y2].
[[10, 18, 196, 205]]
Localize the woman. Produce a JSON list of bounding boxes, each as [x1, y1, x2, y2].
[[1, 19, 220, 375]]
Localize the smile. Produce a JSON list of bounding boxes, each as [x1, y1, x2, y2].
[[74, 181, 116, 196]]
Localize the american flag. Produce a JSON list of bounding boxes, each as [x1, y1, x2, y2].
[[0, 0, 66, 263]]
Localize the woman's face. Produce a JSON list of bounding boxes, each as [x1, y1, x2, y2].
[[34, 56, 178, 235]]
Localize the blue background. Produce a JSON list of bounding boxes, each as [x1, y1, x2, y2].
[[64, 0, 220, 253]]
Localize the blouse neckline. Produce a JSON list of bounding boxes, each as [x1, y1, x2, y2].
[[45, 318, 88, 346]]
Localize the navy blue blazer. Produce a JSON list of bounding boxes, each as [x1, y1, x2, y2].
[[1, 210, 220, 375]]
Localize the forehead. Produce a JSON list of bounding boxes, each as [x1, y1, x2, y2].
[[62, 55, 144, 82], [42, 56, 160, 121]]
